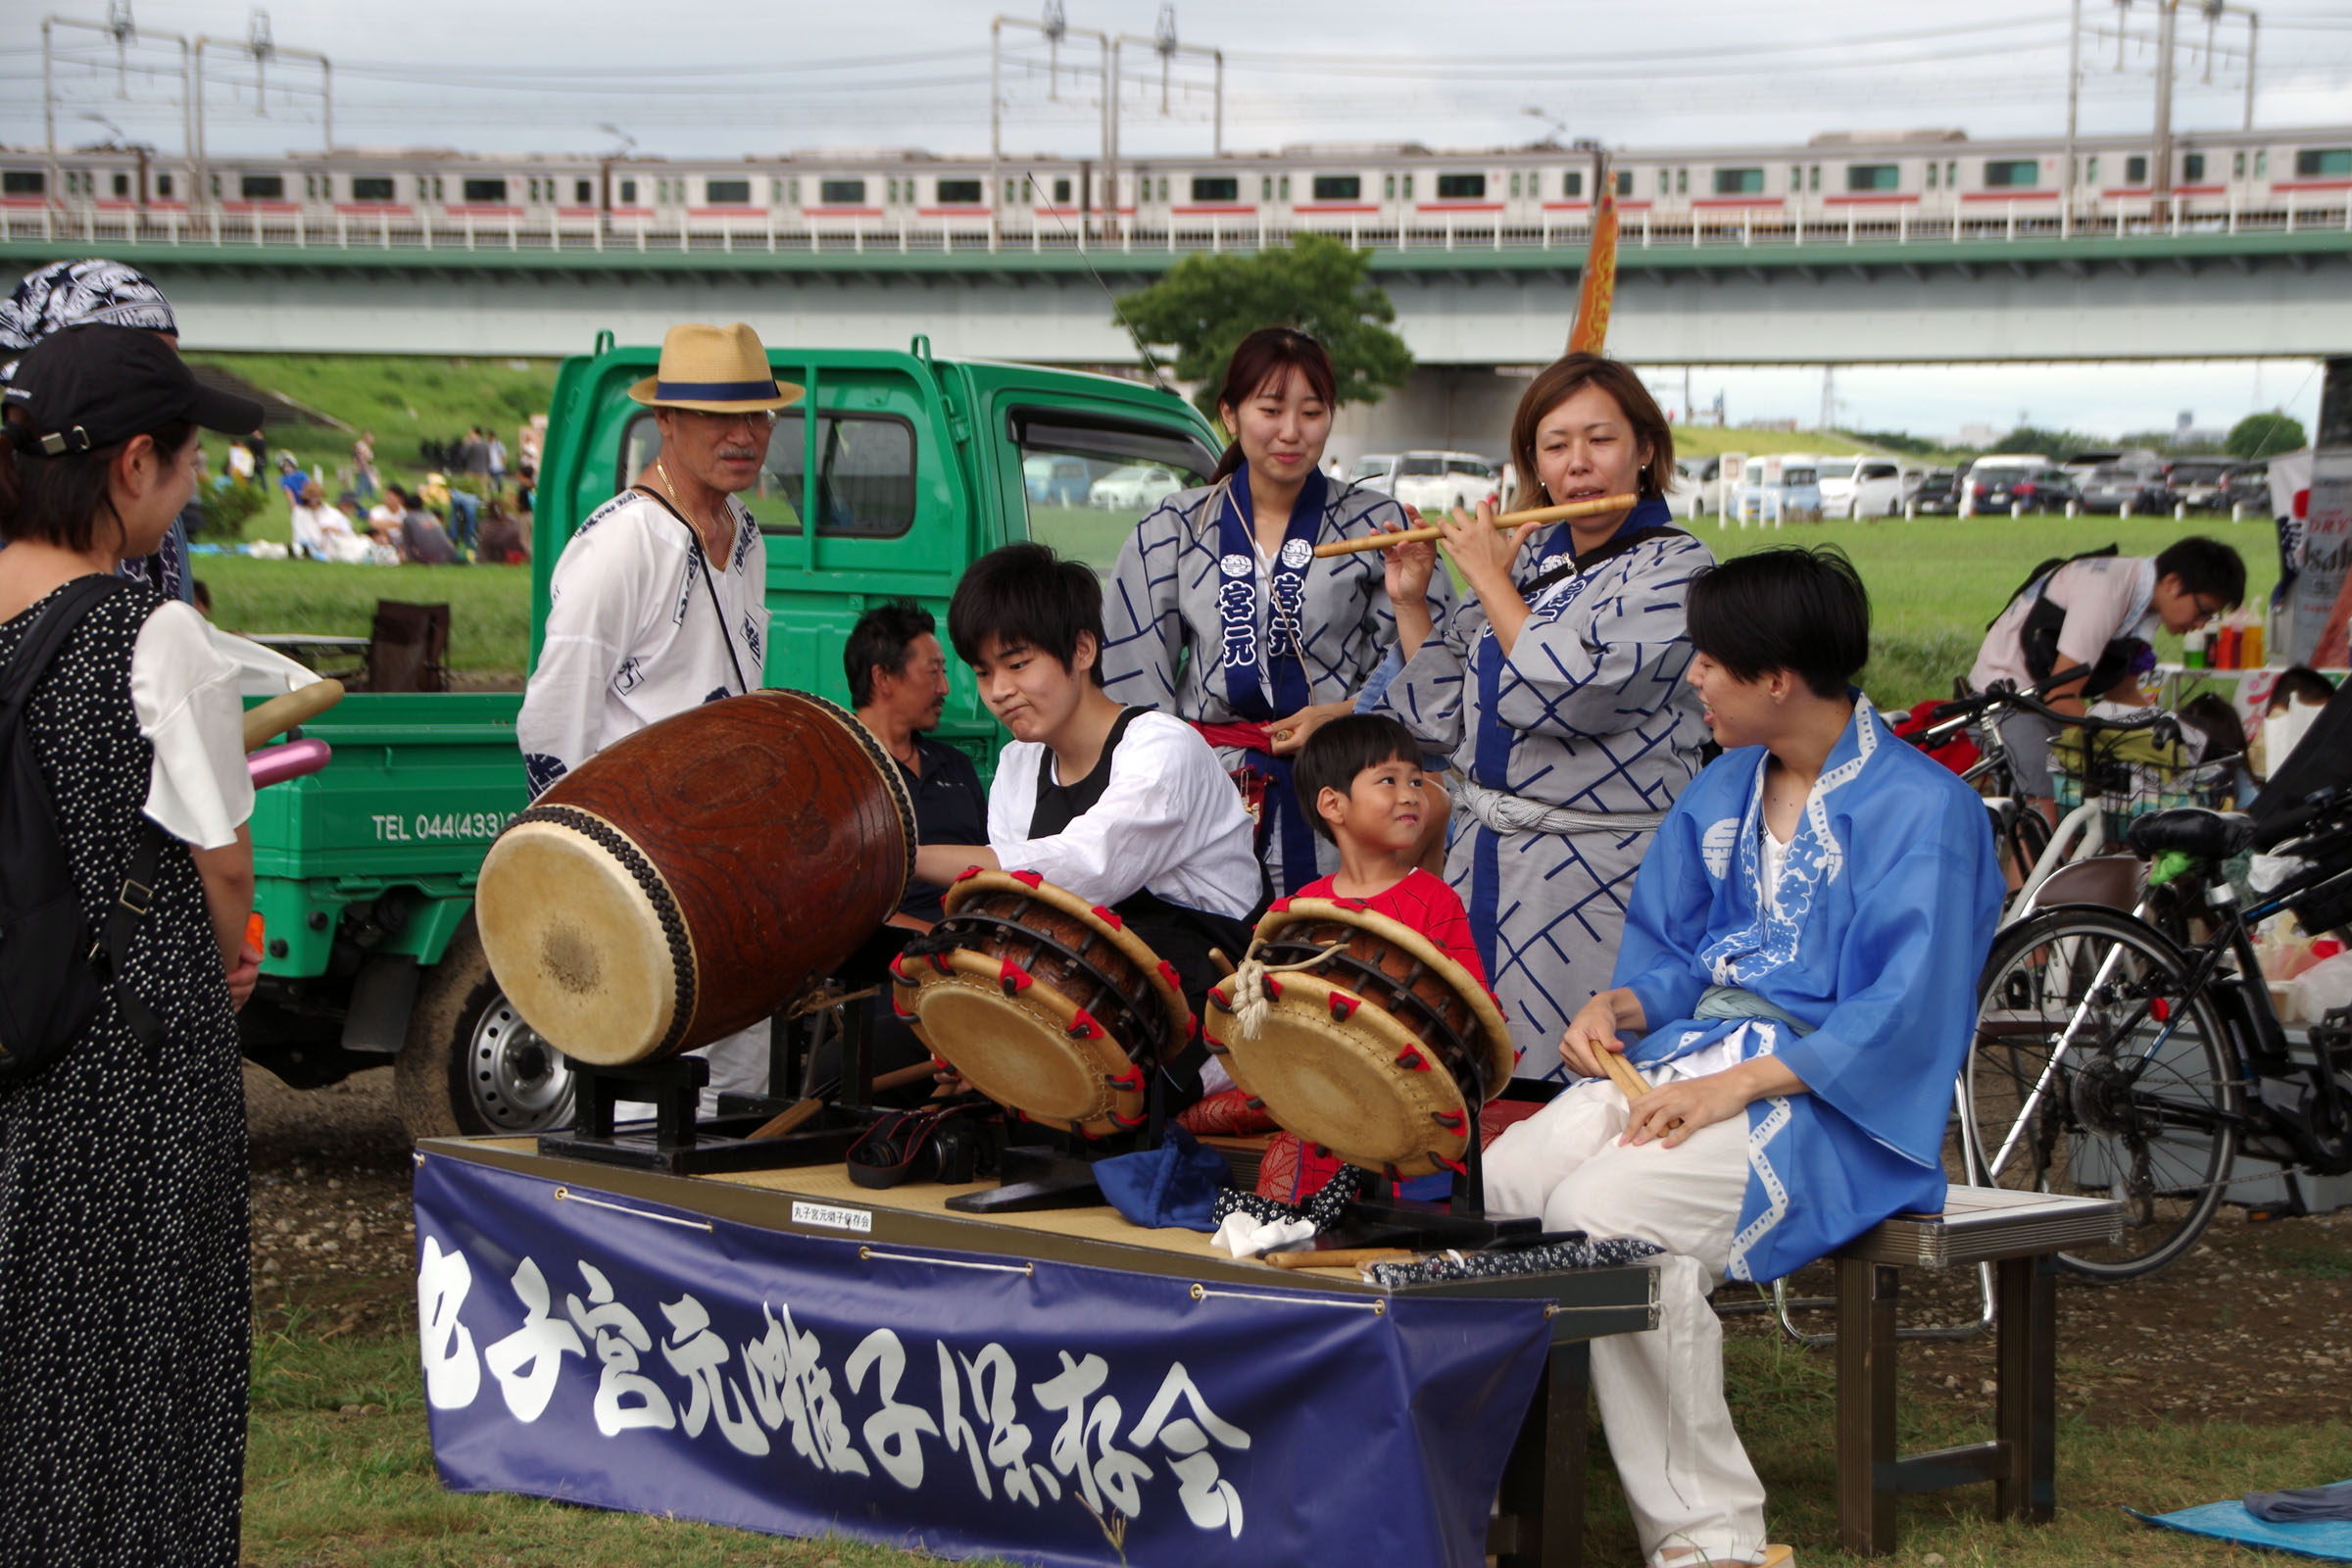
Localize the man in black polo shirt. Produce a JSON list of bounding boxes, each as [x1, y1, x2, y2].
[[824, 602, 989, 1102]]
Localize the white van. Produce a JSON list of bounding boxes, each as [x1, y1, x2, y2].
[[1389, 451, 1502, 514], [1818, 455, 1910, 518]]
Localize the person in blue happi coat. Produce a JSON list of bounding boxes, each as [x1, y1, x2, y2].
[[1485, 547, 2003, 1568]]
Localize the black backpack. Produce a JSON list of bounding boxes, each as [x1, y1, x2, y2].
[[0, 575, 167, 1082], [1987, 543, 2146, 697]]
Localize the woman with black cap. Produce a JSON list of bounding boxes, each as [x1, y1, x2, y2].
[[0, 321, 266, 1566]]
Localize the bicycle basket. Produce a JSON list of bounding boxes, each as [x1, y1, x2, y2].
[[2051, 722, 2234, 841]]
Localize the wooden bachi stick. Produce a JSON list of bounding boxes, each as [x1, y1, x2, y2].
[[1308, 492, 1640, 558]]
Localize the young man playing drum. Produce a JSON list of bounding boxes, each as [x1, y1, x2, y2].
[[913, 542, 1259, 1105], [516, 320, 799, 1112], [1482, 548, 2003, 1568]]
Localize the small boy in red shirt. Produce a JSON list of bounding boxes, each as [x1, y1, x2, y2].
[[1251, 714, 1494, 1201], [1289, 712, 1487, 986]]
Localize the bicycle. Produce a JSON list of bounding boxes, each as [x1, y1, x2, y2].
[[1962, 784, 2352, 1279], [1904, 684, 2193, 918]]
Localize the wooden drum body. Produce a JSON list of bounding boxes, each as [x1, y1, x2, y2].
[[889, 870, 1192, 1138], [475, 689, 913, 1065], [1206, 898, 1514, 1178]]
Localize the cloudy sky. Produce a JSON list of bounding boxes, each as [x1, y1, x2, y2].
[[7, 0, 2348, 439]]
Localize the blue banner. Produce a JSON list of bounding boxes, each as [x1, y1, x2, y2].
[[413, 1153, 1552, 1567]]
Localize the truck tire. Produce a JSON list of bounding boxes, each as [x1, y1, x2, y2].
[[395, 912, 574, 1141]]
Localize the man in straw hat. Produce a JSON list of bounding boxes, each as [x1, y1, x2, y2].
[[518, 320, 801, 1110]]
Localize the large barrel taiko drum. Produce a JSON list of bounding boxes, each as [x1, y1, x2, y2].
[[475, 689, 913, 1065]]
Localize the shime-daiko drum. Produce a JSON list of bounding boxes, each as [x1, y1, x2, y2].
[[889, 869, 1194, 1138], [475, 690, 913, 1064], [1206, 897, 1514, 1178]]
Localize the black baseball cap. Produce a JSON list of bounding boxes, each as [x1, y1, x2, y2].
[[1, 321, 261, 457]]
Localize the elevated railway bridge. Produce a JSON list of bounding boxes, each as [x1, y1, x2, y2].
[[4, 201, 2346, 367]]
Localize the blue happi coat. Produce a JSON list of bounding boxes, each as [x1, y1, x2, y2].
[[1612, 697, 2003, 1283]]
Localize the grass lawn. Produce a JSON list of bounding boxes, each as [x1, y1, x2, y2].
[[243, 1300, 2348, 1566], [201, 509, 2266, 709]]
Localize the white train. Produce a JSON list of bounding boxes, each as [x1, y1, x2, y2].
[[5, 122, 2347, 241]]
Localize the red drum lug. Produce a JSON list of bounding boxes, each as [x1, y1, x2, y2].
[[953, 865, 984, 883], [1265, 976, 1283, 1001], [891, 990, 918, 1019], [887, 953, 910, 981], [926, 950, 954, 975], [1092, 905, 1125, 930], [1107, 1064, 1146, 1093], [1431, 1109, 1467, 1132], [1157, 958, 1183, 993], [1067, 1007, 1104, 1041], [1434, 1154, 1469, 1176], [1328, 991, 1361, 1022], [999, 959, 1034, 997], [1395, 1045, 1430, 1072], [1007, 868, 1044, 889], [1244, 1097, 1265, 1110], [1341, 898, 1369, 911], [1110, 1110, 1147, 1128], [1268, 896, 1293, 913]]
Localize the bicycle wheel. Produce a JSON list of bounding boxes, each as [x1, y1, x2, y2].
[[1965, 905, 2240, 1280]]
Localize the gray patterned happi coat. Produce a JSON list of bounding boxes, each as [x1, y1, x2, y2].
[[1100, 476, 1453, 884], [1384, 502, 1714, 1076]]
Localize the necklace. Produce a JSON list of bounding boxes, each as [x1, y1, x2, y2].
[[654, 459, 728, 558]]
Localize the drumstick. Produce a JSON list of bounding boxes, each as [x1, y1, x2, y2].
[[1309, 493, 1640, 559], [242, 677, 345, 752], [1262, 1248, 1418, 1270], [746, 1059, 941, 1141], [1598, 1049, 1651, 1102]]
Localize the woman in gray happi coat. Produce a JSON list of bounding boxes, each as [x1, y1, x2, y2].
[[1383, 355, 1713, 1078], [1101, 328, 1452, 894]]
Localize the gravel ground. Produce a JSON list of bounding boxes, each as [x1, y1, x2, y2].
[[247, 1063, 2352, 1426]]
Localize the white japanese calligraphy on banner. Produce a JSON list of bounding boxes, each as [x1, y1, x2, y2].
[[417, 1235, 1252, 1540]]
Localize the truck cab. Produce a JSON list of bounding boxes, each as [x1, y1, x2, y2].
[[247, 334, 1220, 1139]]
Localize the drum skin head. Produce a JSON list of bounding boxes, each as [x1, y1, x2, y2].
[[1210, 972, 1470, 1178], [1255, 898, 1516, 1097], [900, 950, 1144, 1139], [476, 817, 680, 1064]]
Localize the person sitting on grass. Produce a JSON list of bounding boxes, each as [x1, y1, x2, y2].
[[1483, 546, 2004, 1568], [912, 541, 1260, 1110]]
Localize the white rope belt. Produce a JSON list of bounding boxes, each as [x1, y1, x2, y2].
[[1452, 776, 1667, 838]]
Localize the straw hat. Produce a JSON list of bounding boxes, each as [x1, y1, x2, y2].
[[627, 322, 804, 414]]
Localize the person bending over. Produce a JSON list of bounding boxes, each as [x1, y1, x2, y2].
[[1483, 547, 2003, 1568], [914, 542, 1259, 1107]]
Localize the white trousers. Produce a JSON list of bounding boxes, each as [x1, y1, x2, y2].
[[1484, 1079, 1769, 1567], [616, 1021, 772, 1121]]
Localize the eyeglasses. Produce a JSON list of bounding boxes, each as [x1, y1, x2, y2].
[[683, 409, 778, 433]]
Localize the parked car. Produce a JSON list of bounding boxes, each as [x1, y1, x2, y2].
[[2163, 458, 2233, 511], [1912, 467, 1961, 514], [2218, 463, 2274, 515], [1818, 456, 1910, 518], [2007, 468, 2081, 513], [1737, 455, 1824, 523], [1389, 450, 1502, 514], [1347, 452, 1402, 493], [1022, 454, 1093, 507], [1666, 458, 1708, 520], [2079, 465, 2174, 515], [1086, 462, 1185, 511]]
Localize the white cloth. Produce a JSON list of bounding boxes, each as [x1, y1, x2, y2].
[[1453, 774, 1669, 837], [516, 489, 769, 798], [1484, 1079, 1769, 1567], [288, 502, 346, 561], [1209, 1211, 1315, 1259], [985, 710, 1258, 920], [1971, 555, 2159, 694], [129, 601, 254, 850]]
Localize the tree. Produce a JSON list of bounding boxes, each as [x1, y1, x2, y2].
[[1116, 233, 1413, 419], [2227, 412, 2307, 461], [1988, 424, 2089, 457]]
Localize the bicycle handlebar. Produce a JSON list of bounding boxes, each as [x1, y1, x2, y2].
[[2254, 785, 2350, 854]]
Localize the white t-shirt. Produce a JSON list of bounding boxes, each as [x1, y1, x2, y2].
[[129, 600, 255, 849], [985, 710, 1258, 920], [1971, 556, 2158, 693], [516, 489, 769, 795]]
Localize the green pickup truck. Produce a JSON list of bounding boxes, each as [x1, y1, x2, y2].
[[245, 333, 1220, 1139]]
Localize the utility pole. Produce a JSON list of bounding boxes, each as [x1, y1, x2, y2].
[[1110, 7, 1224, 236], [2153, 0, 2178, 201], [991, 7, 1109, 242], [2065, 0, 2082, 220], [194, 9, 331, 208]]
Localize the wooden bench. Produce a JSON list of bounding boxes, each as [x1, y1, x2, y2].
[[1827, 1186, 2122, 1555]]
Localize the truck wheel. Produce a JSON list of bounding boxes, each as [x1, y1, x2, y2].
[[395, 913, 574, 1140]]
